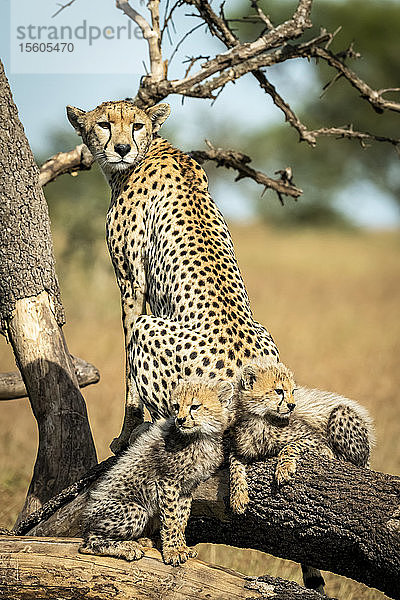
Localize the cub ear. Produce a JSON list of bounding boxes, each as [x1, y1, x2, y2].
[[66, 105, 86, 136], [216, 380, 234, 408], [240, 364, 257, 391], [146, 103, 170, 132]]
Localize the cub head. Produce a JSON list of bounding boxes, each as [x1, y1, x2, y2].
[[238, 360, 296, 421], [171, 378, 234, 436], [66, 100, 170, 174]]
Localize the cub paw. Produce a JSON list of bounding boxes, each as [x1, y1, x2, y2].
[[230, 488, 249, 514], [162, 545, 197, 566], [137, 537, 155, 549], [118, 541, 144, 561], [275, 460, 297, 485]]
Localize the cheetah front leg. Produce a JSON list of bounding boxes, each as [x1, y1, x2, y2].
[[229, 454, 249, 515], [275, 439, 335, 486], [110, 281, 147, 454], [158, 483, 197, 566]]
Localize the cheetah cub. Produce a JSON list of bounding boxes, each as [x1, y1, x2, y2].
[[230, 361, 334, 513], [229, 360, 374, 514], [80, 378, 233, 566]]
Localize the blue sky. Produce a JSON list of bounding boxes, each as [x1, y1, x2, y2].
[[1, 0, 399, 227]]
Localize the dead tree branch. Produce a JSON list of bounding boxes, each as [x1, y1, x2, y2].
[[311, 46, 400, 114], [190, 141, 302, 201], [39, 143, 94, 186], [0, 536, 336, 600], [172, 0, 400, 147], [15, 455, 400, 600], [0, 356, 100, 401], [116, 0, 165, 81]]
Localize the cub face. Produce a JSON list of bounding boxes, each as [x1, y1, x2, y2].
[[66, 100, 170, 174], [238, 361, 296, 421], [171, 379, 234, 436]]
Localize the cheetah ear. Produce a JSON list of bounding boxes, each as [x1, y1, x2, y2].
[[146, 103, 170, 132], [66, 105, 86, 136], [240, 365, 257, 391], [216, 380, 234, 408]]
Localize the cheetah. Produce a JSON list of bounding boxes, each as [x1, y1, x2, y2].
[[229, 359, 374, 513], [229, 359, 374, 594], [80, 378, 234, 566], [67, 100, 279, 452]]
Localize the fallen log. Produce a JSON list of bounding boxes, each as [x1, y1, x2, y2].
[[0, 536, 336, 600], [15, 455, 400, 600], [0, 356, 100, 400]]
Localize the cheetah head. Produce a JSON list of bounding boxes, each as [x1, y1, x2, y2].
[[66, 100, 170, 174], [238, 360, 296, 422], [171, 379, 234, 436]]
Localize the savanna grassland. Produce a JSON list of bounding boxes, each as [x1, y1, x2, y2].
[[0, 223, 399, 599]]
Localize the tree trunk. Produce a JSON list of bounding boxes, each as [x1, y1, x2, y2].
[[0, 536, 336, 600], [0, 59, 97, 524], [18, 456, 400, 600]]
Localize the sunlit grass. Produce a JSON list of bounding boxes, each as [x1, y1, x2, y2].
[[0, 224, 398, 599]]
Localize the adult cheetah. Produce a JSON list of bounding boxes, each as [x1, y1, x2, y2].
[[67, 100, 279, 451]]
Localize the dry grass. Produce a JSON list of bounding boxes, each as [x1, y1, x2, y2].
[[0, 224, 399, 599]]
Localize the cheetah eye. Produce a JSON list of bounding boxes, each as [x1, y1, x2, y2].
[[275, 388, 284, 396], [191, 403, 201, 411], [173, 403, 179, 412], [133, 123, 144, 131], [97, 121, 111, 129]]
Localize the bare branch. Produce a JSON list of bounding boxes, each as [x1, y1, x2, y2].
[[190, 140, 302, 201], [39, 143, 94, 186], [116, 0, 164, 81], [308, 126, 400, 149], [251, 70, 318, 145], [249, 0, 274, 30], [135, 0, 314, 105], [168, 22, 207, 67], [51, 0, 77, 18], [310, 46, 400, 114], [184, 0, 237, 46]]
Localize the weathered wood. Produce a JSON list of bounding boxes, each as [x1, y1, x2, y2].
[[0, 536, 336, 600], [21, 456, 400, 599], [0, 60, 97, 525], [0, 355, 100, 400], [39, 143, 94, 187]]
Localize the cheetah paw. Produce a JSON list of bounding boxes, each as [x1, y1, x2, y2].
[[275, 460, 297, 486], [118, 541, 145, 561], [162, 545, 197, 566], [230, 489, 249, 514]]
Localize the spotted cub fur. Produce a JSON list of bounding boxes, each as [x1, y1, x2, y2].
[[80, 378, 233, 566], [229, 360, 374, 515]]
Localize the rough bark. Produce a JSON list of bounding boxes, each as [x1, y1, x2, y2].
[[0, 61, 64, 327], [19, 456, 400, 599], [0, 356, 100, 400], [0, 60, 97, 524], [0, 536, 337, 600]]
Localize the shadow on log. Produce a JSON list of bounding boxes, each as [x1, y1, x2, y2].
[[0, 356, 100, 400], [14, 455, 400, 600], [0, 536, 337, 600]]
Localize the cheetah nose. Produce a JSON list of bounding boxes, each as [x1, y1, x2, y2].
[[287, 403, 296, 412], [176, 417, 186, 426], [114, 143, 131, 157]]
